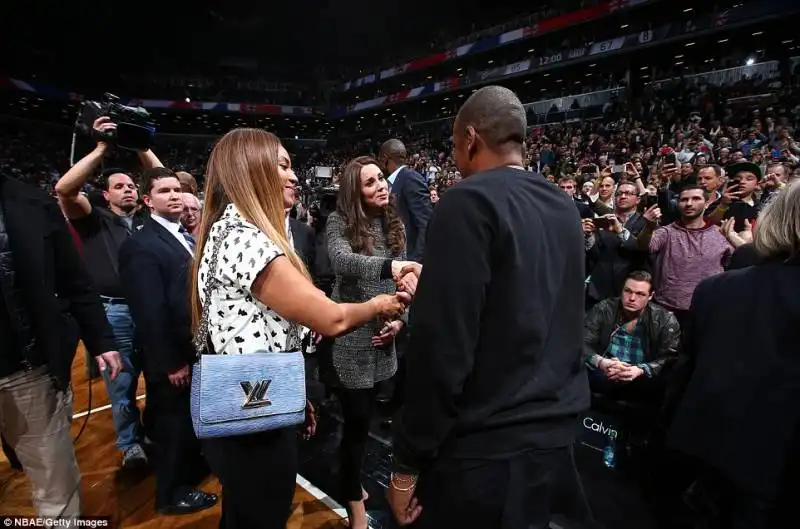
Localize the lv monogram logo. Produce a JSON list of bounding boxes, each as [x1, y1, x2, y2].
[[240, 379, 273, 409]]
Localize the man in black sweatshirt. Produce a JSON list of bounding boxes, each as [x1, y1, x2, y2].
[[388, 86, 593, 529]]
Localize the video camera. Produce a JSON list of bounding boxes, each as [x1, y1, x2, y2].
[[308, 186, 339, 233], [315, 187, 339, 218], [75, 93, 155, 151]]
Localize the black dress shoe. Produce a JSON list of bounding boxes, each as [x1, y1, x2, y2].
[[7, 454, 22, 471], [157, 489, 218, 515], [1, 436, 22, 471]]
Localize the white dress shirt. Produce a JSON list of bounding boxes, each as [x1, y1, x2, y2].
[[152, 214, 193, 255], [387, 165, 406, 189]]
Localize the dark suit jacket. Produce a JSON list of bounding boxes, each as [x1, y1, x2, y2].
[[119, 217, 194, 380], [290, 217, 316, 274], [0, 175, 115, 389], [391, 167, 432, 262], [574, 199, 593, 219], [667, 256, 800, 500], [586, 212, 649, 302]]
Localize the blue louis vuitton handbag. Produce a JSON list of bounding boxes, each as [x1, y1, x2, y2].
[[190, 223, 306, 439]]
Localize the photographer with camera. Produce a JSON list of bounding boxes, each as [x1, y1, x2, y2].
[[55, 116, 163, 470]]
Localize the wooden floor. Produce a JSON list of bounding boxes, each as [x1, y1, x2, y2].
[[0, 346, 347, 528]]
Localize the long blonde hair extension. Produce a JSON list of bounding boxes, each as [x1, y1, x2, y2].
[[189, 128, 310, 334], [753, 180, 800, 261]]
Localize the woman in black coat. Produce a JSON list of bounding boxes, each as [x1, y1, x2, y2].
[[666, 181, 800, 529]]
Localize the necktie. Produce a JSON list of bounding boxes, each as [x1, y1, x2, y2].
[[179, 227, 195, 253]]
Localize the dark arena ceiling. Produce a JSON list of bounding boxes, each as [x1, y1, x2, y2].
[[2, 0, 539, 84]]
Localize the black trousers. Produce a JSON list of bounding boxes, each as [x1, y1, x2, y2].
[[202, 428, 298, 529], [412, 446, 598, 529], [336, 387, 377, 502], [146, 380, 207, 507], [378, 325, 409, 414]]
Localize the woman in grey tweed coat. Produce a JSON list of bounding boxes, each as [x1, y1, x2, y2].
[[326, 155, 415, 529]]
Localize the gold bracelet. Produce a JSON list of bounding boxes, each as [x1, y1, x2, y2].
[[390, 480, 417, 492], [390, 473, 418, 492]]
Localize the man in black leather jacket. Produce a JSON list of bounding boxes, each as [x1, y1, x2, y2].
[[584, 270, 680, 399]]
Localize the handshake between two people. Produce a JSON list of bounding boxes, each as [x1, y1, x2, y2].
[[392, 260, 422, 296], [363, 261, 423, 346], [369, 261, 423, 317]]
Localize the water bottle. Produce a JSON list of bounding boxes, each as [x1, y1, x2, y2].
[[603, 435, 616, 469]]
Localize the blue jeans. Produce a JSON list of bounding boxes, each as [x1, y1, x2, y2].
[[102, 302, 142, 451]]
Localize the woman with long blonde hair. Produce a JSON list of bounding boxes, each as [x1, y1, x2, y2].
[[189, 129, 407, 529]]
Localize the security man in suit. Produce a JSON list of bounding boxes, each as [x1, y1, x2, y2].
[[377, 140, 433, 425], [378, 140, 433, 263], [118, 167, 217, 515]]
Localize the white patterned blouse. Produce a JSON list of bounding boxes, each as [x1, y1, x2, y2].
[[197, 203, 308, 355]]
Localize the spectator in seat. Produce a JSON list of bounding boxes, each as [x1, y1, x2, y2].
[[558, 176, 592, 218], [635, 186, 732, 330], [759, 162, 789, 208], [584, 271, 680, 398], [428, 186, 439, 207], [696, 164, 725, 203], [707, 162, 762, 231], [585, 181, 650, 304], [594, 174, 616, 211]]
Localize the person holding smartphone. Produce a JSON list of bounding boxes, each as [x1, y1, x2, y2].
[[585, 180, 651, 305], [706, 162, 762, 231]]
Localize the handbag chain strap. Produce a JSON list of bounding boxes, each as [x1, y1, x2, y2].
[[193, 223, 239, 359]]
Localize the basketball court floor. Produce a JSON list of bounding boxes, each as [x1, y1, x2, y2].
[[0, 347, 347, 528], [0, 348, 655, 529]]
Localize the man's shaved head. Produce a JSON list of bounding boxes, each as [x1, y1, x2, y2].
[[455, 86, 527, 151], [379, 139, 407, 164], [452, 86, 527, 177], [377, 139, 408, 175]]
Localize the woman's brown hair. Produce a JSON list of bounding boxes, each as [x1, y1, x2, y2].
[[336, 156, 405, 256], [189, 128, 309, 334]]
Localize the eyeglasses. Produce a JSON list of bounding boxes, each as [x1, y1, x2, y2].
[[615, 191, 637, 197]]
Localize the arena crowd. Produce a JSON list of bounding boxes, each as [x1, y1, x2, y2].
[[0, 47, 799, 529]]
